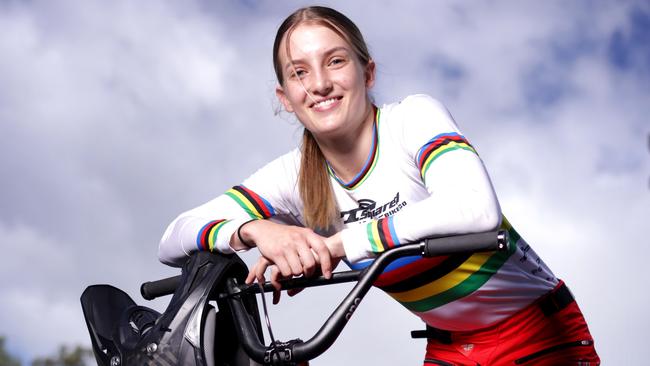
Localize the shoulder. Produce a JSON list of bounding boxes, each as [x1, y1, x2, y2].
[[380, 94, 460, 135], [247, 148, 301, 181], [238, 148, 302, 212], [391, 94, 452, 120]]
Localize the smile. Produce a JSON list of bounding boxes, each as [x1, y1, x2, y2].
[[311, 97, 342, 111]]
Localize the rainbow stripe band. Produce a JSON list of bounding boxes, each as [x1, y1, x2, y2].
[[416, 133, 477, 180], [366, 216, 399, 253], [196, 219, 230, 252], [225, 185, 275, 219], [381, 216, 518, 311], [377, 254, 471, 293], [328, 108, 380, 190]]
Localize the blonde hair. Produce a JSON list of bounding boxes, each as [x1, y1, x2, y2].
[[273, 6, 372, 230]]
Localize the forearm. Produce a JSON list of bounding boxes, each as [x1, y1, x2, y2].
[[158, 214, 247, 266], [340, 152, 501, 263], [230, 219, 259, 251], [325, 232, 346, 258]]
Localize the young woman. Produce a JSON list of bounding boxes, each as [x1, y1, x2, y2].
[[159, 6, 600, 365]]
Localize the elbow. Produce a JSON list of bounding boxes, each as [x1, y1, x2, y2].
[[480, 207, 501, 233], [457, 187, 501, 233], [158, 242, 184, 268], [157, 239, 179, 268], [475, 193, 502, 233], [157, 219, 186, 268], [157, 240, 174, 266]]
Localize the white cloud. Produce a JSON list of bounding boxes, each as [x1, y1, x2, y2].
[[1, 0, 648, 364], [0, 290, 89, 360]]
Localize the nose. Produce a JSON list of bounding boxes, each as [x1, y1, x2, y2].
[[309, 68, 332, 96]]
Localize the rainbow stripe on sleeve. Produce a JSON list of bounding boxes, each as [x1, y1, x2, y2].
[[225, 185, 276, 219], [416, 133, 477, 180], [196, 219, 230, 252], [366, 216, 400, 253]]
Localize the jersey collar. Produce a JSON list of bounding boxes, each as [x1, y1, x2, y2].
[[327, 107, 380, 190]]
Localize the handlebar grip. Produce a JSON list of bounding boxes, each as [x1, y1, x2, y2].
[[140, 275, 181, 300], [423, 230, 508, 257]]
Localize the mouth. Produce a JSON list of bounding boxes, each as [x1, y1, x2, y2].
[[311, 96, 342, 111]]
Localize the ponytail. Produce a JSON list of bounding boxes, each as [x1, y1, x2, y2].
[[299, 129, 338, 230]]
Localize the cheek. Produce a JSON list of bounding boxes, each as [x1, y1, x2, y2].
[[283, 86, 305, 108], [346, 77, 367, 96], [342, 68, 368, 93]]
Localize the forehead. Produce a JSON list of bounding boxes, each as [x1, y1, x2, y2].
[[279, 23, 351, 60]]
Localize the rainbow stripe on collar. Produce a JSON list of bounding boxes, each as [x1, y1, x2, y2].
[[327, 108, 380, 190]]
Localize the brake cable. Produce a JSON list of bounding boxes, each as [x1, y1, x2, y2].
[[257, 282, 276, 343], [258, 283, 303, 365]]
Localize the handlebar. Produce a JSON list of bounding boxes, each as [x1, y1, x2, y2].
[[228, 230, 508, 364], [141, 275, 182, 301], [140, 230, 509, 364], [141, 230, 508, 300]]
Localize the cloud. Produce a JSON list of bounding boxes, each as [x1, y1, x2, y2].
[[607, 4, 650, 75], [0, 0, 648, 364]]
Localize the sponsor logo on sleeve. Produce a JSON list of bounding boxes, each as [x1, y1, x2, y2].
[[340, 192, 407, 224]]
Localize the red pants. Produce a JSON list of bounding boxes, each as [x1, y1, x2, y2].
[[423, 282, 600, 365]]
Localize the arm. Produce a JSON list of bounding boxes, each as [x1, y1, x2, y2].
[[158, 152, 298, 266], [158, 188, 276, 267], [340, 95, 501, 263], [159, 150, 336, 280]]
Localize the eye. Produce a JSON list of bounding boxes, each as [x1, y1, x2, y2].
[[329, 57, 346, 67], [290, 68, 307, 79]]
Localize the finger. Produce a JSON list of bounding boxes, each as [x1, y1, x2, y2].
[[269, 266, 282, 304], [270, 266, 283, 292], [310, 240, 333, 279], [273, 257, 293, 278], [273, 288, 281, 304], [288, 287, 305, 297], [246, 257, 268, 284], [246, 263, 260, 285], [285, 250, 304, 276], [297, 246, 317, 277], [255, 266, 267, 285], [254, 258, 271, 284], [245, 269, 256, 284]]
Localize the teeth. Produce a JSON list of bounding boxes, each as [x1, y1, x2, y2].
[[315, 98, 337, 108]]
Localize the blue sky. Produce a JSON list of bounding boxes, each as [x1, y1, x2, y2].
[[1, 1, 649, 364]]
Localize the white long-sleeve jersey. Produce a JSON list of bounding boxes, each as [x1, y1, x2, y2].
[[159, 94, 557, 331]]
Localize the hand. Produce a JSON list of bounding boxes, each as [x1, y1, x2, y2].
[[246, 254, 343, 304], [239, 220, 334, 281], [245, 256, 282, 304]]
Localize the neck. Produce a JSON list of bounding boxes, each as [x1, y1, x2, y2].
[[315, 105, 376, 183]]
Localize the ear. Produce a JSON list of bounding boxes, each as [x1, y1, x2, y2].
[[275, 85, 294, 113], [365, 59, 376, 89]]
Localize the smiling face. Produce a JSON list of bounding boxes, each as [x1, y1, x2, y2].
[[275, 23, 375, 141]]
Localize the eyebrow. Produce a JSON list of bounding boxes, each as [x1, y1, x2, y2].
[[283, 46, 351, 71]]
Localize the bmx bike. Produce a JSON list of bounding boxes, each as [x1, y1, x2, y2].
[[81, 230, 508, 366]]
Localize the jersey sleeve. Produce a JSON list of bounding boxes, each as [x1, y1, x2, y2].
[[158, 150, 301, 266], [340, 95, 502, 263]]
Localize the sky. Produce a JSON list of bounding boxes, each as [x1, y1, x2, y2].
[[1, 0, 649, 364]]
